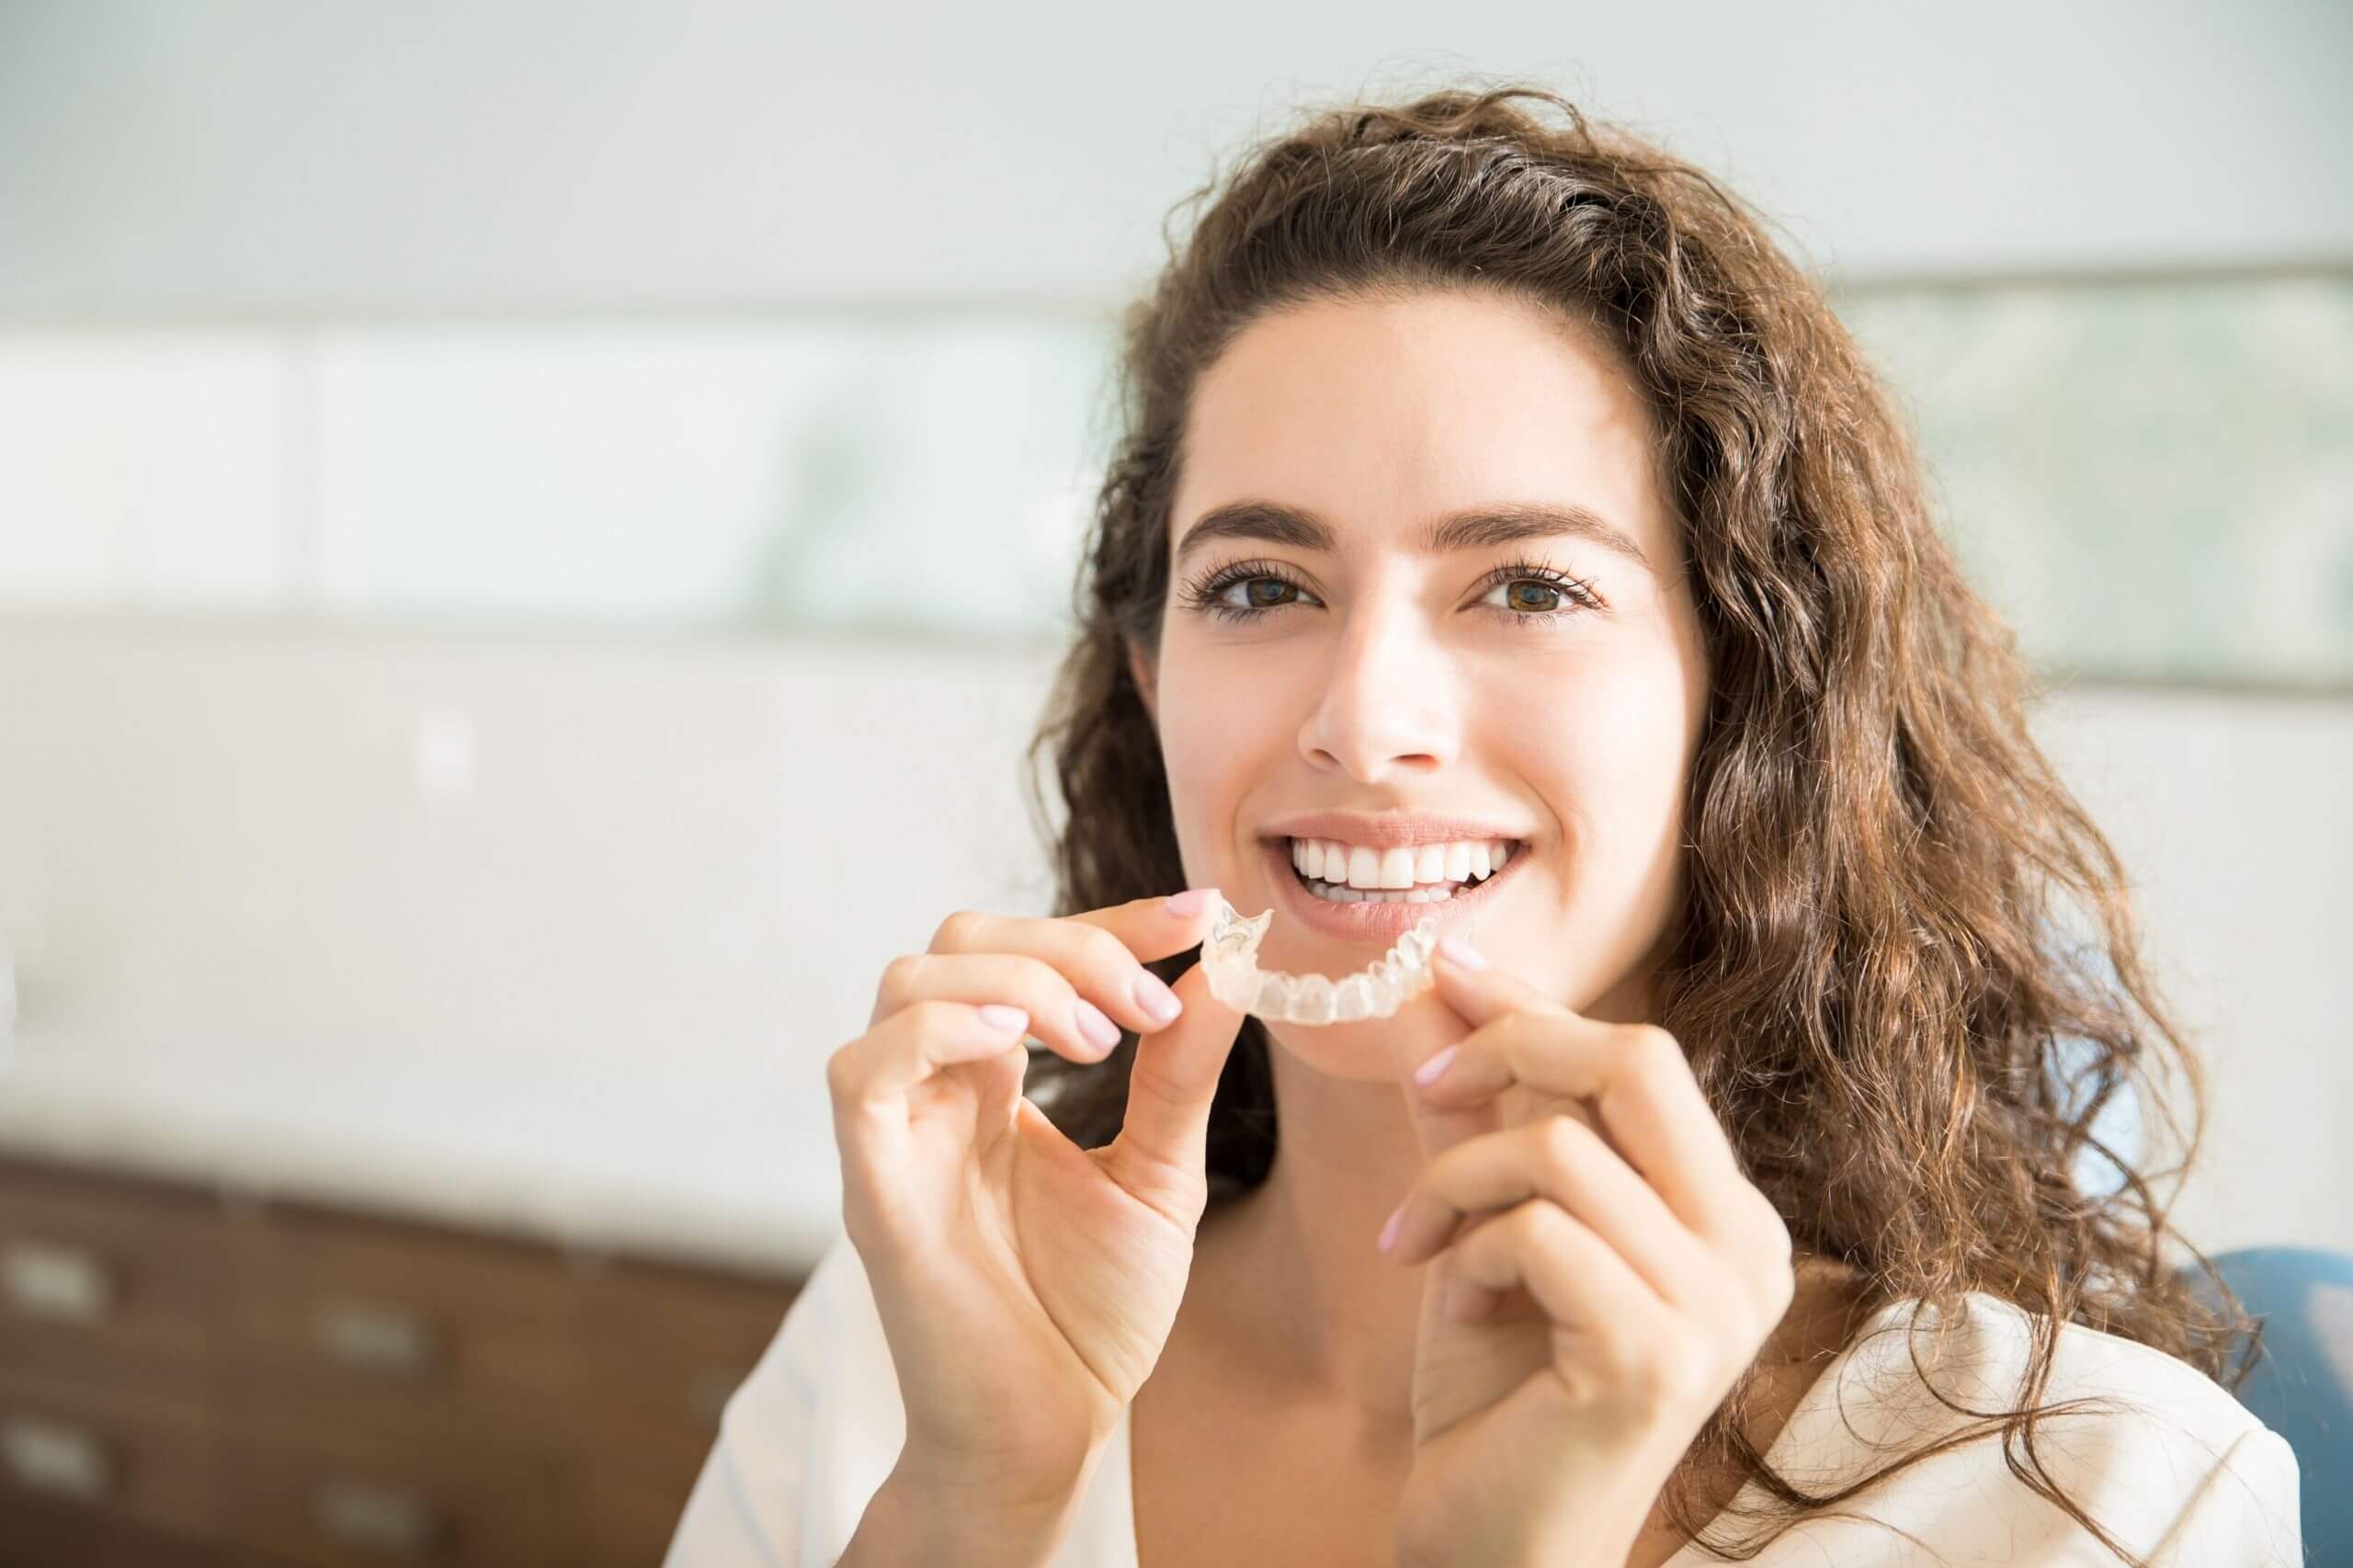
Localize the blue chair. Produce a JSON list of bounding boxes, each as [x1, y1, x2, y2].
[[2046, 1023, 2344, 1556], [2183, 1246, 2353, 1564]]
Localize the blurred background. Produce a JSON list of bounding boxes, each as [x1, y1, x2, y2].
[[0, 2, 2347, 1562]]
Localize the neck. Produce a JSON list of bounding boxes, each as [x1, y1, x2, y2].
[[1202, 1046, 1428, 1423]]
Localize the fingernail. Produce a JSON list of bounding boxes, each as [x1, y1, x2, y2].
[[978, 1004, 1028, 1034], [1131, 970, 1182, 1025], [1073, 998, 1122, 1051], [1165, 887, 1216, 918], [1436, 935, 1487, 971], [1378, 1203, 1404, 1254], [1413, 1045, 1460, 1087]]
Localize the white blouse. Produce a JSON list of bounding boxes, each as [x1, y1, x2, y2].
[[664, 1232, 2303, 1567]]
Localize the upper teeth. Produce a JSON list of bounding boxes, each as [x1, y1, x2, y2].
[[1287, 837, 1517, 890]]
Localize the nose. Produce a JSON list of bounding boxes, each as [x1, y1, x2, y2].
[[1297, 599, 1461, 781]]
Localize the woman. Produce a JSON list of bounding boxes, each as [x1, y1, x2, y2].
[[666, 85, 2301, 1566]]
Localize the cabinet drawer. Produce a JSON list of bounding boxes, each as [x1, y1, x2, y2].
[[569, 1255, 800, 1442], [561, 1423, 717, 1568], [0, 1367, 227, 1541], [221, 1197, 584, 1444], [220, 1395, 563, 1568], [0, 1155, 231, 1398]]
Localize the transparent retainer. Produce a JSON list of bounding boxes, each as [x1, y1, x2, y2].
[[1199, 892, 1441, 1025]]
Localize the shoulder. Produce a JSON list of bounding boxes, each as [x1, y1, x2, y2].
[[1741, 1291, 2302, 1565]]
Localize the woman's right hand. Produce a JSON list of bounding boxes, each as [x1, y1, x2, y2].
[[825, 888, 1245, 1513]]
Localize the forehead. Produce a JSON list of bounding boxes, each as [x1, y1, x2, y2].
[[1171, 287, 1676, 573]]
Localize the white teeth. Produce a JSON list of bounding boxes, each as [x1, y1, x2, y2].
[[1286, 835, 1521, 892], [1307, 881, 1461, 905]]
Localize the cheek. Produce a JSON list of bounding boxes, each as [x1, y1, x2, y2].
[[1501, 655, 1699, 1004], [1515, 654, 1698, 839], [1153, 665, 1278, 844]]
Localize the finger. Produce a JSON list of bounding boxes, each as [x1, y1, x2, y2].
[[1103, 941, 1248, 1206], [828, 998, 1035, 1182], [931, 890, 1225, 966], [1392, 936, 1572, 1163], [1444, 1198, 1664, 1339], [919, 891, 1222, 1043], [873, 950, 1149, 1065], [1419, 962, 1745, 1235], [1386, 1114, 1718, 1308], [1424, 933, 1572, 1032]]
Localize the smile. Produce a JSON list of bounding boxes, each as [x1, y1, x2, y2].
[[1281, 835, 1521, 903], [1256, 834, 1529, 948]]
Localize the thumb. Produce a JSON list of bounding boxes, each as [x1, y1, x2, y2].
[[1102, 952, 1246, 1203]]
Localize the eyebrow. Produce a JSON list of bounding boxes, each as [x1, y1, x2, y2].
[[1171, 498, 1655, 575]]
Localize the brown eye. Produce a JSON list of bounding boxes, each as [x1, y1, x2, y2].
[[1475, 559, 1602, 622]]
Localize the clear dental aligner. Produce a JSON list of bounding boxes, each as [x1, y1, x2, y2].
[[1199, 892, 1441, 1025]]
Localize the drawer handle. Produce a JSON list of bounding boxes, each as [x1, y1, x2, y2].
[[311, 1476, 446, 1557], [313, 1297, 441, 1376], [0, 1412, 116, 1501], [2, 1238, 115, 1324]]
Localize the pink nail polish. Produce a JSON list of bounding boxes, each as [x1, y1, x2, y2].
[[1165, 887, 1215, 917], [1414, 1045, 1460, 1087], [1378, 1204, 1404, 1254]]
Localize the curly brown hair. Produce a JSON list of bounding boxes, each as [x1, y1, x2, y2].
[[1016, 79, 2258, 1563]]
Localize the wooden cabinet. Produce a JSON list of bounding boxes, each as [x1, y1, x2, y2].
[[0, 1151, 805, 1566]]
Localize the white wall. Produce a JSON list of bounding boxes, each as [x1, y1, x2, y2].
[[1, 0, 2348, 317]]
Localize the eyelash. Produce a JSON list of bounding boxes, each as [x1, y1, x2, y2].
[[1175, 554, 1606, 627]]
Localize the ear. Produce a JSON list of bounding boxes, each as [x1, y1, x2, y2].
[[1125, 636, 1159, 728]]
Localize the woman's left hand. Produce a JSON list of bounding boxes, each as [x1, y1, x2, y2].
[[1383, 939, 1797, 1568]]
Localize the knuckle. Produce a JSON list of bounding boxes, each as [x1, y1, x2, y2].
[[824, 1042, 857, 1103], [1008, 951, 1067, 998], [1075, 924, 1135, 982], [1536, 1112, 1593, 1177], [1490, 1009, 1540, 1048], [929, 909, 983, 951], [1515, 1197, 1574, 1247], [1627, 1023, 1684, 1073], [1586, 1330, 1650, 1393], [876, 953, 923, 1006]]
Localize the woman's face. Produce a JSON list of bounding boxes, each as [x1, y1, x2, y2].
[[1129, 286, 1711, 1076]]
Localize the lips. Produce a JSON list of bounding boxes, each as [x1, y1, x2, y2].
[[1258, 835, 1524, 948]]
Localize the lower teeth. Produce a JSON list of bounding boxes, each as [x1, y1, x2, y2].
[[1303, 878, 1470, 905]]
